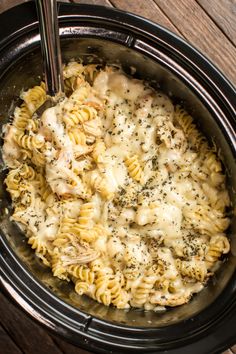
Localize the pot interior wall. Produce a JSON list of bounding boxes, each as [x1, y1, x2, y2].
[[0, 37, 235, 327]]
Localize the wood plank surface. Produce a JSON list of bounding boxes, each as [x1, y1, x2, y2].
[[0, 0, 70, 14], [108, 0, 182, 35], [223, 347, 236, 354], [53, 336, 91, 354], [0, 324, 23, 354], [72, 0, 113, 6], [0, 0, 28, 14], [0, 292, 64, 354], [197, 0, 236, 46], [153, 0, 236, 86], [0, 1, 235, 354]]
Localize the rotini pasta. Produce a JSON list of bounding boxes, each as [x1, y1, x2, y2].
[[51, 251, 68, 280], [63, 105, 98, 127], [63, 61, 84, 79], [92, 268, 113, 306], [13, 103, 32, 130], [28, 236, 51, 267], [75, 280, 90, 295], [20, 83, 46, 114], [2, 62, 231, 311], [88, 170, 114, 200], [131, 273, 157, 307], [68, 264, 95, 284], [176, 259, 208, 282], [205, 234, 230, 268], [14, 131, 44, 150], [125, 155, 143, 183], [174, 105, 207, 152], [108, 275, 129, 309], [78, 202, 95, 227], [68, 127, 87, 145], [92, 139, 106, 164]]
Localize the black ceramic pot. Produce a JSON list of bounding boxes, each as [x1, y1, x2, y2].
[[0, 2, 235, 353]]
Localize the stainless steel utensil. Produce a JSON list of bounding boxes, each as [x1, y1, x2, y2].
[[35, 0, 64, 115]]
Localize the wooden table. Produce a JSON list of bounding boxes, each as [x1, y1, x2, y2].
[[0, 1, 235, 354]]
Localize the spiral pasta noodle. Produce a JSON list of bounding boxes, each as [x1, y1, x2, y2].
[[125, 155, 143, 183], [176, 259, 207, 282], [63, 105, 97, 127], [92, 268, 113, 306], [174, 105, 207, 152], [131, 274, 157, 307], [68, 264, 95, 284], [21, 83, 46, 114], [88, 170, 114, 200], [68, 127, 87, 145], [92, 139, 106, 164], [13, 104, 32, 130], [2, 62, 231, 311], [14, 132, 44, 150], [205, 234, 230, 268], [75, 280, 90, 295], [78, 202, 95, 227]]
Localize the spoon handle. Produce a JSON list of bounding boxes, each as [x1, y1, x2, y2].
[[35, 0, 64, 96]]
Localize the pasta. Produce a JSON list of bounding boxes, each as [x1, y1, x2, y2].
[[78, 202, 95, 227], [125, 155, 144, 183], [131, 273, 157, 307], [13, 104, 32, 130], [63, 105, 97, 127], [68, 264, 95, 284], [20, 83, 46, 114], [2, 62, 231, 311], [68, 127, 87, 145], [14, 131, 44, 150], [176, 259, 207, 282], [205, 234, 230, 269], [75, 281, 90, 295]]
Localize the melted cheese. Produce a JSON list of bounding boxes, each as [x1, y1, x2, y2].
[[135, 203, 182, 238], [2, 63, 230, 311], [2, 125, 21, 168]]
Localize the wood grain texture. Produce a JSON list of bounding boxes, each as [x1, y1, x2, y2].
[[154, 0, 236, 86], [53, 336, 91, 354], [0, 293, 64, 354], [197, 0, 236, 46], [0, 0, 28, 14], [109, 0, 182, 35], [0, 1, 235, 354], [0, 324, 23, 354], [0, 0, 72, 14], [71, 0, 112, 6]]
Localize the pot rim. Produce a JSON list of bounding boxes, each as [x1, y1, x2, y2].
[[0, 2, 236, 354]]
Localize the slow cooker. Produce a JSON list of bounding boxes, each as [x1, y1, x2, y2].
[[0, 2, 235, 353]]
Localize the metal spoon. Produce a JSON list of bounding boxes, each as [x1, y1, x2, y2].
[[35, 0, 64, 116]]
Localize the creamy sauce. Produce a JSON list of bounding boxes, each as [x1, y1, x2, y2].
[[2, 63, 230, 310]]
